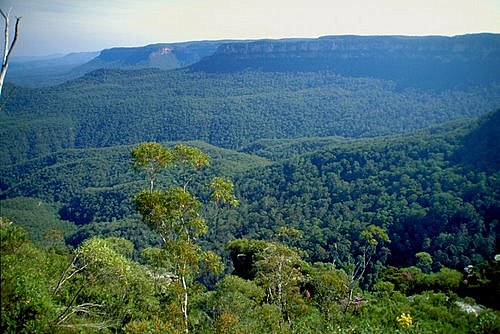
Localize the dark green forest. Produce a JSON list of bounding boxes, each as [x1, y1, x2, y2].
[[2, 69, 499, 164], [1, 110, 499, 333], [1, 34, 500, 333]]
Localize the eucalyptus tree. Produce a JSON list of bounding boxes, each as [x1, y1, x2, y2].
[[132, 142, 237, 333], [343, 225, 391, 311], [254, 241, 306, 327], [51, 236, 156, 331]]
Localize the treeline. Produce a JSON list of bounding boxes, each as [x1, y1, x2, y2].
[[2, 69, 499, 163]]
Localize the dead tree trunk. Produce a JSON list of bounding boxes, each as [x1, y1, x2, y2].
[[0, 8, 21, 97]]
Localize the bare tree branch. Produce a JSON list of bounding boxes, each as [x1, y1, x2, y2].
[[1, 8, 11, 65], [0, 7, 21, 96], [56, 302, 104, 325]]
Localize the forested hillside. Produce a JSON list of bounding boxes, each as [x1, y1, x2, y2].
[[2, 111, 498, 270], [227, 111, 499, 270], [2, 69, 499, 164], [2, 34, 499, 164], [1, 113, 499, 332]]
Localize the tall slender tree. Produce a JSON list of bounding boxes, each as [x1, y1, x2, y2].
[[132, 142, 237, 333]]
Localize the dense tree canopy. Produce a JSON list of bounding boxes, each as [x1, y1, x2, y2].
[[0, 95, 498, 333], [1, 69, 498, 164]]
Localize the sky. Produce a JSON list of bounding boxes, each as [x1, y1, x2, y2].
[[2, 0, 500, 57]]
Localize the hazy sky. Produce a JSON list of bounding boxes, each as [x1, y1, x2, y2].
[[2, 0, 500, 57]]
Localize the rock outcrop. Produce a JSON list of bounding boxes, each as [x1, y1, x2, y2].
[[191, 34, 500, 89]]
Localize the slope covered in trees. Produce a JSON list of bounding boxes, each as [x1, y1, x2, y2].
[[224, 111, 499, 272], [0, 141, 268, 229], [1, 124, 499, 332], [1, 34, 499, 332], [2, 111, 498, 276], [1, 69, 499, 164]]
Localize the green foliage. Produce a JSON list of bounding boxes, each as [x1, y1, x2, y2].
[[209, 177, 239, 207], [132, 142, 237, 333], [66, 216, 162, 258], [419, 267, 463, 292], [2, 68, 499, 164], [0, 73, 498, 333], [123, 317, 171, 334], [1, 220, 498, 333], [1, 220, 64, 333], [209, 275, 266, 331], [1, 141, 265, 229], [307, 263, 350, 320], [2, 112, 498, 278], [131, 142, 173, 191], [360, 225, 390, 247], [131, 142, 173, 171], [227, 113, 499, 273], [415, 252, 433, 273], [382, 266, 464, 295], [141, 247, 171, 269], [0, 218, 30, 253], [101, 237, 135, 258], [0, 197, 76, 248], [52, 236, 159, 331], [254, 242, 308, 325], [174, 144, 210, 170]]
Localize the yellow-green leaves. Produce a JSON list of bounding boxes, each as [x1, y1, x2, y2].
[[131, 142, 173, 172], [131, 142, 211, 192], [141, 247, 171, 269], [131, 142, 234, 333], [163, 187, 202, 226], [131, 142, 173, 191], [202, 250, 224, 275], [209, 177, 239, 207], [78, 237, 132, 282], [135, 190, 169, 231], [360, 225, 390, 247], [173, 144, 210, 170]]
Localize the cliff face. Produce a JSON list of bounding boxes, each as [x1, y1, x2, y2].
[[79, 40, 234, 72], [191, 34, 500, 89], [214, 35, 499, 58], [81, 44, 181, 70]]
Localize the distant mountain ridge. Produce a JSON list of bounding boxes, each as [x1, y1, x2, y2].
[[192, 33, 500, 89], [7, 34, 499, 88], [79, 40, 238, 72], [7, 51, 100, 87], [6, 40, 238, 87], [12, 51, 100, 66], [2, 34, 499, 164]]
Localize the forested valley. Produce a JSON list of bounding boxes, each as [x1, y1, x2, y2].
[[2, 68, 499, 164], [1, 35, 500, 333]]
